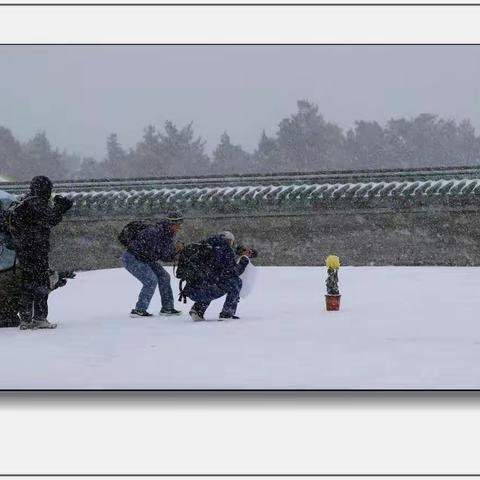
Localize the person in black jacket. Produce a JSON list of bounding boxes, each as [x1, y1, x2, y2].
[[183, 231, 254, 321], [121, 211, 184, 317], [9, 176, 73, 330]]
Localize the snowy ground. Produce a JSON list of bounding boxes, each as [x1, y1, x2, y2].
[[1, 265, 480, 389]]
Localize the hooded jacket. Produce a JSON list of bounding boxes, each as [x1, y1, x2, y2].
[[9, 176, 67, 272], [204, 235, 249, 285], [127, 220, 177, 264]]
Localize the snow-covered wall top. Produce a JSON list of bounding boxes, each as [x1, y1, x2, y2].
[[5, 168, 480, 218], [3, 165, 480, 194], [53, 178, 480, 218]]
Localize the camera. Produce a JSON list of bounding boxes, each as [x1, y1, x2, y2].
[[54, 195, 74, 213], [235, 245, 258, 259]]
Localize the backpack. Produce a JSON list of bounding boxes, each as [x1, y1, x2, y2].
[[175, 241, 213, 302], [118, 221, 149, 247]]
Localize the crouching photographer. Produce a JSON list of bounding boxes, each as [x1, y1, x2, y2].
[[176, 230, 258, 322]]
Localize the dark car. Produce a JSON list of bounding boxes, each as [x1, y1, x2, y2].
[[0, 190, 21, 326]]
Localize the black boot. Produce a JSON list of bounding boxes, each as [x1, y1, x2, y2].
[[159, 308, 182, 316], [18, 311, 35, 330], [219, 312, 240, 320], [190, 303, 206, 321]]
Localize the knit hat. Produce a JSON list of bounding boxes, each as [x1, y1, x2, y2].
[[165, 210, 184, 224], [219, 230, 235, 242]]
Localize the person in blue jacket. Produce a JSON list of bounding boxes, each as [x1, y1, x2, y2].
[[122, 211, 184, 317], [184, 231, 254, 321]]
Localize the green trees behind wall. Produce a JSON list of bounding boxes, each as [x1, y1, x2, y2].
[[1, 100, 480, 181]]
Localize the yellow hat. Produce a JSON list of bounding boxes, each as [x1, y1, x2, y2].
[[326, 255, 340, 269]]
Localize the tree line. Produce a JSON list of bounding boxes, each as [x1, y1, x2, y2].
[[1, 100, 480, 182]]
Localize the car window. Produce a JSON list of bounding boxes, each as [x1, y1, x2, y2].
[[0, 236, 16, 272], [0, 191, 15, 210]]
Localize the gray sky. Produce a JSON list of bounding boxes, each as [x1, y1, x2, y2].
[[1, 45, 479, 160]]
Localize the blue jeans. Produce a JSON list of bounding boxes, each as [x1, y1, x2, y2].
[[122, 251, 174, 311], [184, 276, 242, 316]]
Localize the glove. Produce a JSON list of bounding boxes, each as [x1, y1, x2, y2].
[[238, 256, 250, 267], [58, 271, 76, 279], [54, 195, 74, 213]]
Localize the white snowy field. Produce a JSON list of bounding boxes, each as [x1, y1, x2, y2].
[[1, 265, 480, 389]]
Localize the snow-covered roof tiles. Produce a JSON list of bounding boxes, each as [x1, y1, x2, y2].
[[50, 178, 480, 217]]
